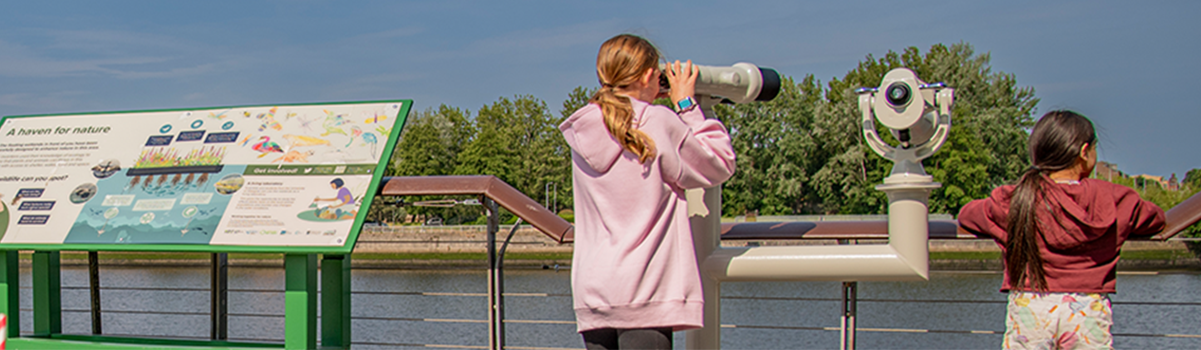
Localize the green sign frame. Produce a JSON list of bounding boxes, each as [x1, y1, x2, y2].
[[0, 100, 411, 254]]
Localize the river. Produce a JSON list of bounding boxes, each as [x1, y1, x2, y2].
[[16, 266, 1201, 349]]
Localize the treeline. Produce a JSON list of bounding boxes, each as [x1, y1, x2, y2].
[[365, 42, 1191, 225]]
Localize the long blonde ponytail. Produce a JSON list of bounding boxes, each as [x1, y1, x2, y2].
[[591, 34, 659, 164]]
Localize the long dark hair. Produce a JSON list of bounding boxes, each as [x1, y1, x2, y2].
[[1006, 110, 1096, 291]]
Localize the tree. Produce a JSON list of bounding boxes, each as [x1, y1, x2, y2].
[[390, 105, 474, 177], [716, 75, 824, 215], [1184, 168, 1201, 190], [718, 43, 1037, 215], [456, 95, 570, 212], [368, 105, 476, 224]]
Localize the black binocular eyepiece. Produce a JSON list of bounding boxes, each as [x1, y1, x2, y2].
[[885, 82, 911, 107]]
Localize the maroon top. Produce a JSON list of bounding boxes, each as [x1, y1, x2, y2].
[[958, 179, 1165, 293]]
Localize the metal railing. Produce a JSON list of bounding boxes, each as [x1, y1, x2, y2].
[[16, 271, 1201, 349]]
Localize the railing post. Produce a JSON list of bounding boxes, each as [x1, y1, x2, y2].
[[322, 254, 352, 349], [88, 251, 102, 335], [485, 197, 503, 350], [840, 282, 858, 350], [0, 250, 18, 338], [284, 254, 317, 350], [685, 187, 722, 349], [211, 252, 228, 340], [32, 251, 61, 336]]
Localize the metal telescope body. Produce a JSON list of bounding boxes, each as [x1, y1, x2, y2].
[[661, 62, 782, 105], [682, 67, 953, 349]]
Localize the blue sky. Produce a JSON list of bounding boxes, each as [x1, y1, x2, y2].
[[1, 1, 1198, 178]]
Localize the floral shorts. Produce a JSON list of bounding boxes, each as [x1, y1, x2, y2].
[[1004, 291, 1113, 350]]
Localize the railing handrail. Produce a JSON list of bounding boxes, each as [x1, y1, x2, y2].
[[721, 190, 1201, 241], [379, 175, 574, 243]]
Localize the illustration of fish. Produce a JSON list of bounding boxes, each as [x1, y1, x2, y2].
[[282, 134, 330, 147]]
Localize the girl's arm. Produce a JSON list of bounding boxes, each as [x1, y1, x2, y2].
[[1127, 195, 1166, 237], [660, 107, 736, 190], [957, 187, 1008, 241]]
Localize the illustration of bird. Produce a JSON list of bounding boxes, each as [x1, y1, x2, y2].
[[251, 136, 284, 158], [345, 126, 364, 147], [282, 134, 331, 147], [321, 110, 351, 136], [362, 132, 379, 158]]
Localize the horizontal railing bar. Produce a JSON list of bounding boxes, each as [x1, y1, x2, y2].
[[228, 313, 285, 318], [60, 286, 208, 292], [357, 240, 548, 244], [350, 341, 580, 350], [60, 309, 208, 316], [723, 324, 1201, 339], [352, 341, 488, 349], [28, 286, 1201, 306], [16, 318, 1198, 341]]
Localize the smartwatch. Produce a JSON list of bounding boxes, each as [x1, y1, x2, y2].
[[675, 97, 697, 112]]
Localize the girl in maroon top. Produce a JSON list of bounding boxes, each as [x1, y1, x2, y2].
[[959, 111, 1164, 349]]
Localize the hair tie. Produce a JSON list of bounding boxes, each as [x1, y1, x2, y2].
[[1030, 165, 1043, 172]]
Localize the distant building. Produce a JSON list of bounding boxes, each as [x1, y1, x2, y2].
[[1096, 161, 1123, 181], [1131, 174, 1172, 190], [1169, 173, 1180, 191]]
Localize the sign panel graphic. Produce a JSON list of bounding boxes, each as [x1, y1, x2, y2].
[[0, 101, 408, 250]]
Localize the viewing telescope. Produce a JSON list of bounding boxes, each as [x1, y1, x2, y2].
[[660, 62, 781, 105], [856, 67, 954, 182]]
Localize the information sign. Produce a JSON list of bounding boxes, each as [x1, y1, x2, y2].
[[0, 100, 410, 253]]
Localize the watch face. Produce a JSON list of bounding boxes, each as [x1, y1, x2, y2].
[[678, 98, 694, 109]]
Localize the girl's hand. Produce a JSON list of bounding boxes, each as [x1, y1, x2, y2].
[[665, 60, 699, 108]]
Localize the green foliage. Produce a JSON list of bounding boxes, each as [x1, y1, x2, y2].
[[721, 42, 1037, 215], [717, 75, 824, 215], [1184, 168, 1201, 190], [561, 86, 595, 119], [455, 94, 572, 214], [391, 105, 474, 177], [370, 42, 1201, 227], [1097, 172, 1201, 240], [369, 105, 480, 224]]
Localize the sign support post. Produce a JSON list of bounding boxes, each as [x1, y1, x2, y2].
[[322, 254, 352, 349]]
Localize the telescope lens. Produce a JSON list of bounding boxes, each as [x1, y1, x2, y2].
[[755, 68, 781, 102], [885, 82, 911, 107]]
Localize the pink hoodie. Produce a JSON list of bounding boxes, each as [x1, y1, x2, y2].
[[560, 98, 735, 332]]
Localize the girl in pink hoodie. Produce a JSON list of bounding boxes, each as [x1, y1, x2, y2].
[[959, 111, 1164, 349], [559, 34, 735, 349]]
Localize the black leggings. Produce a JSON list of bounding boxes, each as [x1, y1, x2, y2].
[[581, 327, 673, 350]]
